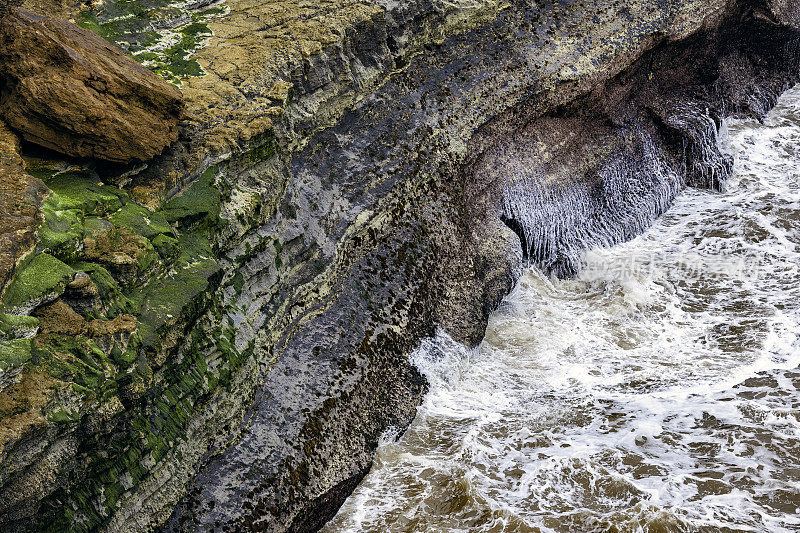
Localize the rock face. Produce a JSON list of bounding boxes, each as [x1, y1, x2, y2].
[[0, 122, 46, 298], [0, 7, 183, 163], [0, 0, 799, 532]]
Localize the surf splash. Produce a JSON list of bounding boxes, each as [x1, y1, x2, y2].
[[323, 85, 800, 532]]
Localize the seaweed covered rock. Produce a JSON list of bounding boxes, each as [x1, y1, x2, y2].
[[0, 7, 184, 163]]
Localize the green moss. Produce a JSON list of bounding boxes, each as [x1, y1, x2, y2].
[[72, 262, 117, 301], [32, 335, 117, 400], [249, 135, 277, 163], [76, 0, 222, 85], [76, 11, 124, 41], [136, 232, 220, 350], [39, 203, 85, 262], [46, 172, 129, 216], [111, 342, 138, 369], [47, 407, 81, 424], [161, 166, 221, 228], [194, 6, 225, 18], [109, 203, 173, 240], [146, 22, 210, 80], [181, 22, 210, 37], [0, 338, 33, 371], [0, 313, 39, 341], [23, 164, 58, 182], [229, 271, 244, 294], [71, 262, 138, 317], [2, 254, 75, 314], [151, 233, 179, 260], [136, 238, 159, 276]]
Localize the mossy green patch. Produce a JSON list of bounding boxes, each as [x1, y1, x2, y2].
[[45, 173, 129, 216], [161, 166, 221, 228], [0, 338, 33, 372], [47, 406, 81, 424], [38, 202, 85, 262], [32, 335, 118, 401], [1, 254, 75, 315], [71, 262, 138, 317], [151, 234, 179, 260], [76, 11, 125, 42], [71, 262, 116, 299], [0, 313, 39, 341], [109, 203, 173, 240], [77, 0, 225, 85], [136, 232, 220, 350], [84, 217, 118, 240], [229, 271, 244, 295], [249, 135, 277, 163]]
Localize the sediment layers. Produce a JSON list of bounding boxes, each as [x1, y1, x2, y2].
[[0, 1, 798, 532]]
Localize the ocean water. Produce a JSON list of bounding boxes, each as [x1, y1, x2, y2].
[[322, 86, 800, 532]]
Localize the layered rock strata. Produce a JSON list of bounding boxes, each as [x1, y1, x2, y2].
[[0, 1, 798, 532]]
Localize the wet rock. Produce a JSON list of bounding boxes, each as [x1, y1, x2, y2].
[[0, 7, 184, 163], [435, 217, 523, 347], [2, 1, 800, 532], [768, 0, 800, 29]]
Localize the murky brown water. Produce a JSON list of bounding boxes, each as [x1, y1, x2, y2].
[[323, 86, 800, 532]]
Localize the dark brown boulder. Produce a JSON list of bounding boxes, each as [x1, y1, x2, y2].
[[0, 7, 184, 163]]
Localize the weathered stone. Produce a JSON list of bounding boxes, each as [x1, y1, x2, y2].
[[31, 299, 86, 337], [86, 313, 137, 355], [768, 0, 800, 29], [83, 226, 156, 287], [1, 1, 799, 532], [0, 122, 47, 299], [61, 271, 101, 313], [0, 7, 184, 163]]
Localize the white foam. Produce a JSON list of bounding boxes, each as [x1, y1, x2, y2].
[[323, 86, 800, 533]]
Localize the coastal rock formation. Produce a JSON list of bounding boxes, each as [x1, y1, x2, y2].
[[0, 7, 183, 163], [0, 0, 798, 532]]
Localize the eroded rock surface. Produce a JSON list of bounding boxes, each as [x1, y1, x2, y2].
[[0, 7, 183, 163], [0, 122, 46, 298], [0, 0, 799, 532]]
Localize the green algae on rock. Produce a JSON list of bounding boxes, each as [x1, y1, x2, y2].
[[1, 0, 800, 532], [75, 0, 225, 85], [1, 253, 75, 316], [0, 338, 32, 372], [0, 313, 38, 342]]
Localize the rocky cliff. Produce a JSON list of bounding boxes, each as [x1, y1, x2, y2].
[[0, 0, 798, 531]]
